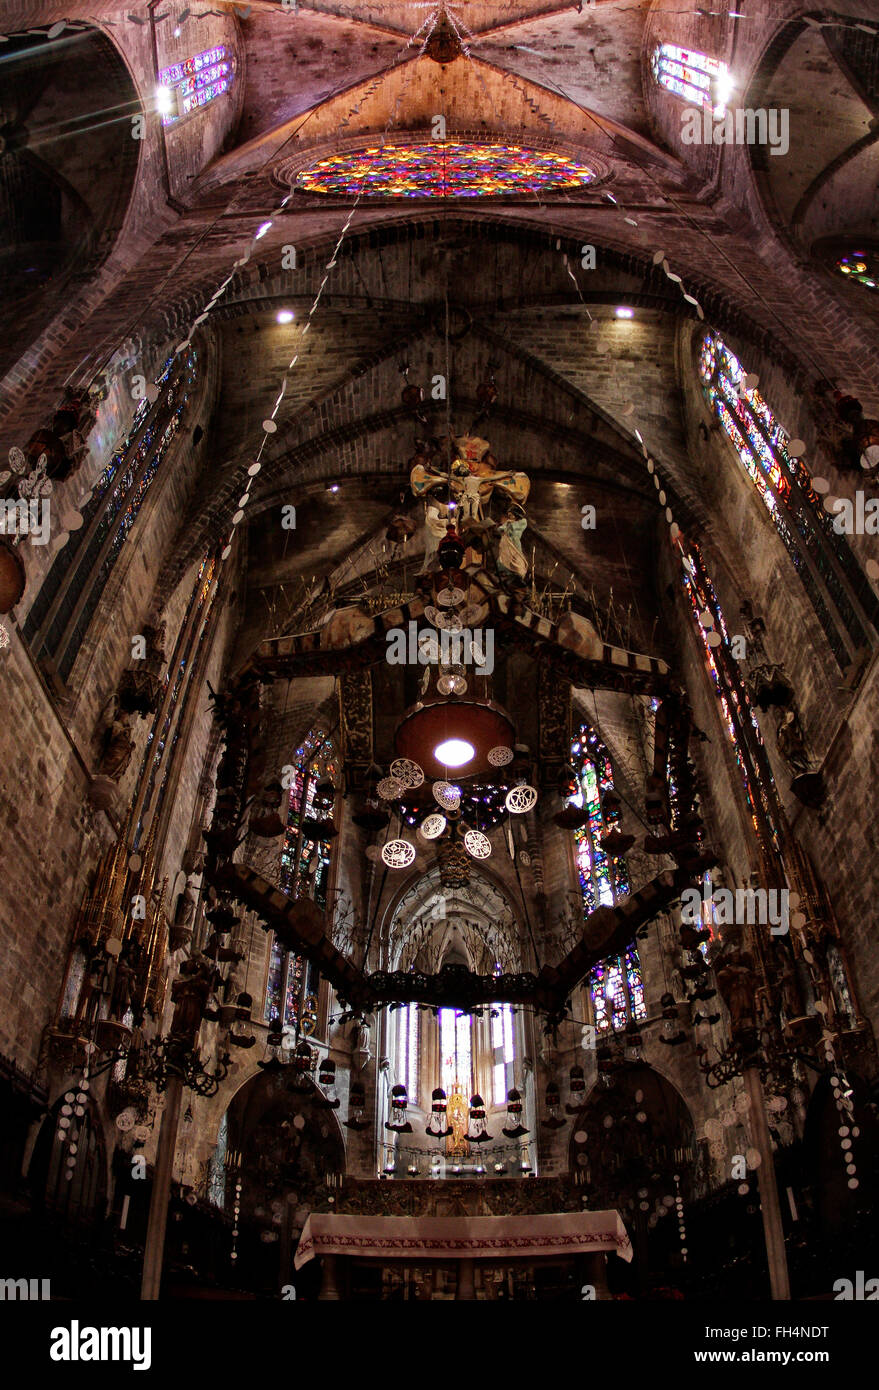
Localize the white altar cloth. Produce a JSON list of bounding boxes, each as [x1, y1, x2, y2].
[[294, 1209, 632, 1268]]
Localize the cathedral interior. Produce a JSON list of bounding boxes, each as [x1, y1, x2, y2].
[[2, 0, 879, 1320]]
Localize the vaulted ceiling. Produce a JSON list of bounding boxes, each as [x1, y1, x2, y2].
[[2, 1, 878, 648]]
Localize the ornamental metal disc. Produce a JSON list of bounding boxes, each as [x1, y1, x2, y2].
[[437, 586, 465, 608], [464, 829, 491, 859], [381, 839, 416, 869], [505, 784, 537, 814], [419, 813, 447, 840], [433, 781, 461, 811], [434, 611, 463, 632], [424, 606, 440, 627], [390, 758, 425, 789], [377, 776, 404, 801], [487, 745, 513, 766]]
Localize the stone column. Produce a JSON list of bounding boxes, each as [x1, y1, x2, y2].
[[140, 1076, 183, 1300], [744, 1064, 791, 1301]]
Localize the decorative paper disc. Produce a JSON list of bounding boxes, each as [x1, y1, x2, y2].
[[488, 745, 513, 766], [505, 784, 537, 814], [433, 781, 462, 811], [464, 829, 491, 859], [435, 611, 463, 632], [381, 839, 416, 869], [377, 777, 404, 801], [419, 813, 447, 840], [437, 586, 465, 608], [390, 758, 425, 789]]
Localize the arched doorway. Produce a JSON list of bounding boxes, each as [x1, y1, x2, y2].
[[29, 1094, 108, 1232], [220, 1070, 346, 1295], [569, 1065, 696, 1294]]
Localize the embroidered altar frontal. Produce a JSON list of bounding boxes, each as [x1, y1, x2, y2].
[[294, 1210, 633, 1268]]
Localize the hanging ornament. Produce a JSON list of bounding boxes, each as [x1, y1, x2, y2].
[[502, 1087, 529, 1138], [463, 828, 491, 859], [505, 785, 537, 814], [437, 585, 465, 608], [385, 1083, 413, 1133], [674, 1174, 688, 1262], [343, 1080, 370, 1131], [487, 745, 513, 767], [437, 666, 468, 696], [316, 1058, 340, 1109], [437, 526, 465, 571], [377, 776, 404, 801], [433, 781, 461, 811], [426, 1087, 454, 1138], [381, 839, 416, 869], [658, 992, 687, 1046], [467, 1095, 492, 1143], [566, 1065, 586, 1114], [419, 813, 447, 841], [390, 758, 424, 789], [542, 1081, 567, 1129]]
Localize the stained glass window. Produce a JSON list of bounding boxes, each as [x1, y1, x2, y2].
[[491, 1003, 516, 1106], [134, 552, 217, 848], [679, 538, 780, 854], [836, 250, 878, 291], [439, 1009, 472, 1095], [570, 726, 646, 1031], [397, 1004, 420, 1107], [699, 332, 878, 668], [651, 43, 730, 114], [296, 143, 596, 199], [158, 47, 233, 125], [23, 351, 196, 680], [265, 728, 337, 1028]]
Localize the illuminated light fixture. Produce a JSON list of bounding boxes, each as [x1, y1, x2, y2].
[[156, 85, 175, 117], [276, 309, 294, 323], [434, 738, 474, 768], [615, 307, 634, 319], [255, 221, 273, 240], [437, 670, 468, 696], [329, 484, 340, 493]]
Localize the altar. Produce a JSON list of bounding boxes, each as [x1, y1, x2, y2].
[[294, 1209, 632, 1300]]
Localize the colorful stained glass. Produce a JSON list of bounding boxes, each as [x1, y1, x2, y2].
[[440, 1009, 472, 1094], [491, 1003, 515, 1105], [836, 250, 878, 291], [398, 1004, 420, 1107], [159, 47, 232, 125], [651, 43, 730, 114], [570, 726, 645, 1031], [679, 539, 779, 850], [296, 143, 596, 198], [699, 331, 877, 668]]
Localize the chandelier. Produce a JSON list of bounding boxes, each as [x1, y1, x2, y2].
[[375, 751, 537, 874]]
